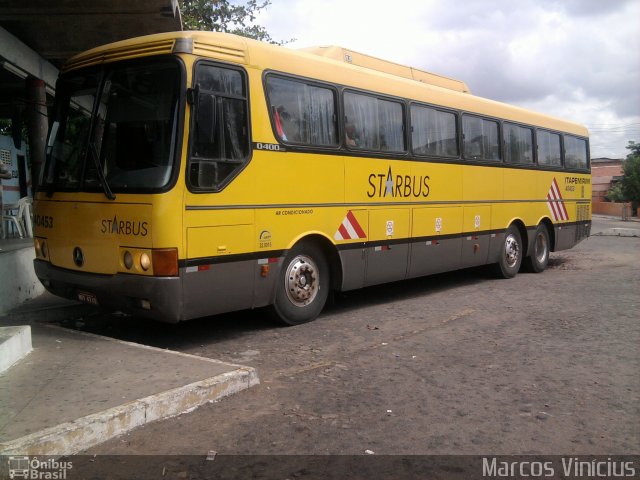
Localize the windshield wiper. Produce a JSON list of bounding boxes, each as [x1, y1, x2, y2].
[[88, 142, 115, 200]]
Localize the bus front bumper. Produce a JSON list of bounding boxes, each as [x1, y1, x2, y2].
[[34, 259, 183, 323]]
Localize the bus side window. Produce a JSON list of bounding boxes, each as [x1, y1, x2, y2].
[[188, 63, 250, 191], [265, 76, 338, 147], [537, 130, 562, 167], [462, 115, 500, 161], [564, 135, 589, 170], [504, 122, 534, 164], [343, 91, 405, 152]]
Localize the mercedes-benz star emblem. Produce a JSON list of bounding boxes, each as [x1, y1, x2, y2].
[[73, 247, 84, 267]]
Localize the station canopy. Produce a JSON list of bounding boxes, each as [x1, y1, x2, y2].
[[0, 0, 182, 118]]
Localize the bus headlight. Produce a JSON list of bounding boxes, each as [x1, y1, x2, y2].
[[123, 251, 134, 270], [140, 253, 151, 271]]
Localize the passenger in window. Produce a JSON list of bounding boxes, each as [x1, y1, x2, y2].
[[273, 105, 290, 141], [345, 124, 359, 147]]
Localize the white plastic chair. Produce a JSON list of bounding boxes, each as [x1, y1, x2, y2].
[[2, 196, 32, 239]]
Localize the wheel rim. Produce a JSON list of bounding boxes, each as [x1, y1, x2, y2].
[[504, 233, 520, 268], [534, 232, 548, 264], [284, 255, 320, 307]]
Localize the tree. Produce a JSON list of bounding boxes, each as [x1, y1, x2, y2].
[[621, 141, 640, 212], [179, 0, 285, 44]]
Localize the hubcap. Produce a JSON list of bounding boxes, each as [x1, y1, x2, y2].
[[284, 255, 319, 307], [535, 232, 548, 264], [504, 234, 520, 268]]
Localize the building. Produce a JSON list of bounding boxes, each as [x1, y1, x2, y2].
[[591, 157, 624, 203]]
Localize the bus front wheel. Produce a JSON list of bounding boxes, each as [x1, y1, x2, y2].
[[494, 225, 522, 279], [271, 242, 329, 326]]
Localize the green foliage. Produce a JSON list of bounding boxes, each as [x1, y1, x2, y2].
[[605, 182, 625, 202], [0, 119, 28, 143], [179, 0, 289, 44], [0, 119, 10, 136], [621, 141, 640, 206]]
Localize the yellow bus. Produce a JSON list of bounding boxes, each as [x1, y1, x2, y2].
[[33, 32, 591, 325]]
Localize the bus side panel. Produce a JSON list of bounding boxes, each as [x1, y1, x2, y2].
[[554, 224, 576, 251], [182, 261, 255, 320], [364, 208, 410, 286], [338, 248, 366, 291], [408, 206, 462, 278], [182, 224, 256, 319], [460, 205, 491, 267]]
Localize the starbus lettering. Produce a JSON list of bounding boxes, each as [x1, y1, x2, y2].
[[100, 216, 149, 236], [367, 167, 430, 198]]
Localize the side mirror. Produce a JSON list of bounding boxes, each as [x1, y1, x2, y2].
[[196, 93, 217, 144]]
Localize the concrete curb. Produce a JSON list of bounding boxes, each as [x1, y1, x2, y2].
[[0, 326, 32, 374], [0, 326, 260, 456], [0, 367, 259, 456], [591, 228, 640, 238]]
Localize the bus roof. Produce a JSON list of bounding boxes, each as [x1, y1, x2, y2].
[[299, 46, 472, 94], [63, 31, 589, 137]]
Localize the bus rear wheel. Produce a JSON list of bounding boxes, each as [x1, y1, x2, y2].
[[524, 224, 550, 273], [271, 242, 329, 326], [494, 225, 522, 279]]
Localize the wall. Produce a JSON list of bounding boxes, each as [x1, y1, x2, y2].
[[0, 134, 31, 205], [0, 246, 44, 314], [591, 159, 623, 203], [592, 201, 632, 217]]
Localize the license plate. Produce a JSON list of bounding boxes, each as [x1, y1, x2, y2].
[[77, 291, 98, 305]]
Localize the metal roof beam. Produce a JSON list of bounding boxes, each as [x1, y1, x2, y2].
[[0, 26, 58, 93]]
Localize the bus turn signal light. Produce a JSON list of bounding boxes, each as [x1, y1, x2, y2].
[[152, 248, 179, 276]]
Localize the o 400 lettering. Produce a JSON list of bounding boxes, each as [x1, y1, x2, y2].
[[254, 142, 282, 151]]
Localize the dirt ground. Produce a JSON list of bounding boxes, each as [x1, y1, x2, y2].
[[51, 216, 639, 462], [50, 215, 639, 460]]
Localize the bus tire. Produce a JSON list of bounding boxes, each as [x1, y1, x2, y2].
[[494, 224, 522, 279], [524, 224, 550, 273], [271, 242, 329, 326]]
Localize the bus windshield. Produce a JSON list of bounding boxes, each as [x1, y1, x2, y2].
[[43, 58, 181, 195]]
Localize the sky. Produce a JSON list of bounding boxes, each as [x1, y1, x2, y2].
[[254, 0, 640, 159]]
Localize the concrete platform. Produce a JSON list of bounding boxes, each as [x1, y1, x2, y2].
[[0, 314, 259, 456]]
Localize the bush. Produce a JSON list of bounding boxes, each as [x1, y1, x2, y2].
[[605, 183, 625, 202]]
